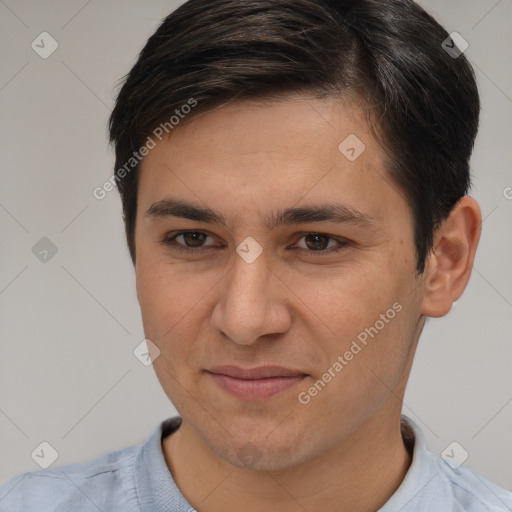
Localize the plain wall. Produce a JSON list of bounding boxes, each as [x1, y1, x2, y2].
[[1, 0, 511, 490]]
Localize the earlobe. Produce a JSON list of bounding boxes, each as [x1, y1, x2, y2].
[[420, 196, 482, 318]]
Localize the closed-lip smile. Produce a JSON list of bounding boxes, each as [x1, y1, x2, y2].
[[206, 365, 308, 399]]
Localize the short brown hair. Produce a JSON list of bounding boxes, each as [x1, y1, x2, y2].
[[108, 0, 479, 274]]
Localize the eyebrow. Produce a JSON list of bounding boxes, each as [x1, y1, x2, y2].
[[145, 198, 376, 230]]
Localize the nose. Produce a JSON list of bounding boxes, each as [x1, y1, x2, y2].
[[210, 249, 292, 346]]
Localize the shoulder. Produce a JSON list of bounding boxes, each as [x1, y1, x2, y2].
[[382, 416, 512, 512], [431, 452, 512, 511], [0, 444, 140, 512]]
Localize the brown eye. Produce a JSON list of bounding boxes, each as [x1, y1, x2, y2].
[[180, 232, 208, 248], [303, 234, 331, 251], [162, 231, 218, 252], [294, 233, 347, 255]]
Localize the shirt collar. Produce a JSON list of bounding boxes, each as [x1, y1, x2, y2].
[[134, 414, 436, 511], [135, 416, 193, 512], [379, 414, 440, 511]]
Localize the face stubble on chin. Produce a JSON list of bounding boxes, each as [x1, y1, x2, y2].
[[134, 95, 426, 473]]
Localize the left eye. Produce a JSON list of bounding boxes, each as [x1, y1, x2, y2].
[[294, 233, 346, 253], [162, 231, 347, 255]]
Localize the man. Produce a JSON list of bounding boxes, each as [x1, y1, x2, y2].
[[1, 0, 511, 510]]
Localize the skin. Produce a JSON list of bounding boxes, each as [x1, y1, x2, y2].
[[134, 95, 481, 512]]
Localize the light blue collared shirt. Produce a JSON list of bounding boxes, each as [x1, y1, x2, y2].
[[1, 415, 511, 511]]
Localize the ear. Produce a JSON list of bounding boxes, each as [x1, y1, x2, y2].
[[420, 196, 482, 318]]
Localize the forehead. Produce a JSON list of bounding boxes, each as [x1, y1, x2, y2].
[[137, 96, 406, 227], [154, 95, 372, 161]]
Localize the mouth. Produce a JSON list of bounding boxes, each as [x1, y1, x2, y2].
[[205, 365, 308, 400]]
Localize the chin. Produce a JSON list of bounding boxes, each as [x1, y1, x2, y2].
[[202, 419, 312, 472], [220, 441, 304, 472]]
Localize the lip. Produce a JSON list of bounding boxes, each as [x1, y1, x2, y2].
[[206, 365, 308, 400]]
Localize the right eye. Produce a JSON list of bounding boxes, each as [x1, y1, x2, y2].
[[162, 231, 221, 253]]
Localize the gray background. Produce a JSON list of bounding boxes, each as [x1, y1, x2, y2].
[[1, 0, 511, 490]]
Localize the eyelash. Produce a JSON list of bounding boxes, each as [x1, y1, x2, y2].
[[162, 231, 348, 256]]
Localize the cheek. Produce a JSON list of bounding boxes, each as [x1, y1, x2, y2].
[[300, 261, 415, 386], [136, 260, 217, 365], [137, 259, 200, 327], [296, 305, 415, 442], [298, 264, 395, 342]]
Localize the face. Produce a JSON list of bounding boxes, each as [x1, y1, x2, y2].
[[135, 95, 426, 471]]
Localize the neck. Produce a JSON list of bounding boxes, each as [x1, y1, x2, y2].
[[162, 407, 412, 512]]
